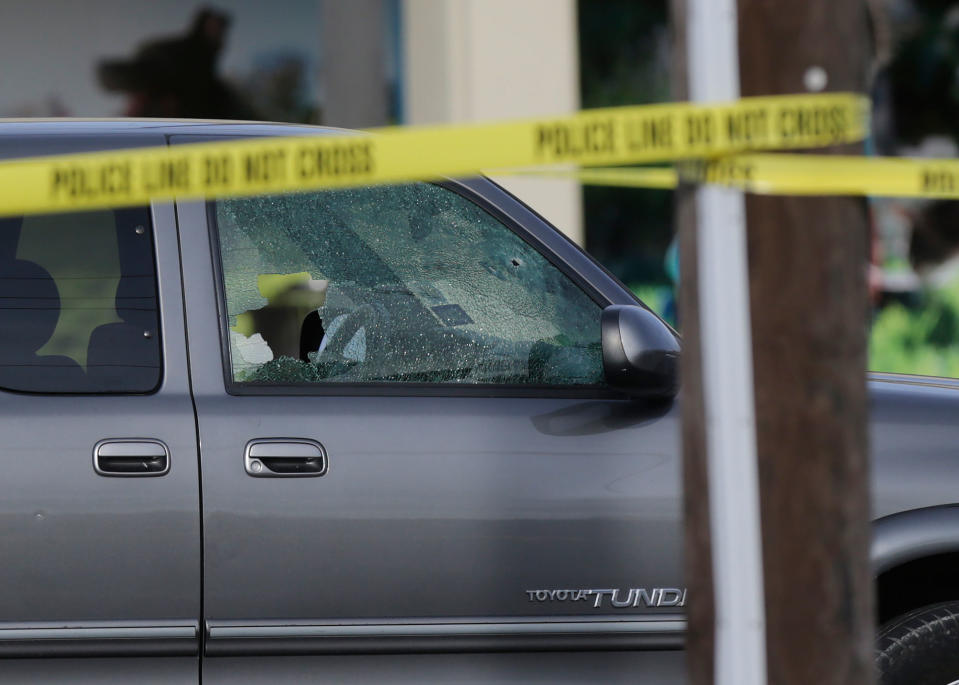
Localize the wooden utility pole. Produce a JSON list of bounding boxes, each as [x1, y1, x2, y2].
[[669, 4, 716, 684], [677, 1, 875, 684], [740, 2, 875, 683]]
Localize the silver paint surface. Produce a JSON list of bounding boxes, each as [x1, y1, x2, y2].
[[0, 127, 200, 683], [6, 123, 959, 684]]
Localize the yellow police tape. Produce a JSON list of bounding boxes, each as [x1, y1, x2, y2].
[[0, 93, 867, 216], [678, 154, 959, 198], [526, 154, 959, 199]]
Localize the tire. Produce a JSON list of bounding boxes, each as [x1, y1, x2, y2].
[[877, 601, 959, 685]]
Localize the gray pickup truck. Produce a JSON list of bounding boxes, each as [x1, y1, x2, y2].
[[0, 120, 957, 685]]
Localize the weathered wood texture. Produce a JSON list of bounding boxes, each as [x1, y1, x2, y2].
[[675, 1, 875, 683], [739, 2, 875, 684], [670, 0, 715, 682]]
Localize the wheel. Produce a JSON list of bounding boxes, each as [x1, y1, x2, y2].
[[877, 601, 959, 685]]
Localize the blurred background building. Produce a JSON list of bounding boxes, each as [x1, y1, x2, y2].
[[0, 0, 659, 273], [3, 0, 959, 376]]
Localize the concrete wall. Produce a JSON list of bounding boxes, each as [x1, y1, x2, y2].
[[320, 0, 390, 128], [402, 0, 583, 244]]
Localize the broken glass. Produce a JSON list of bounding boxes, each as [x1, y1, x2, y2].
[[215, 183, 604, 386]]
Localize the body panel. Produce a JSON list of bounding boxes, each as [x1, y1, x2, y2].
[[176, 184, 686, 683], [0, 658, 198, 685], [4, 121, 959, 684], [871, 376, 959, 519], [195, 395, 682, 622], [872, 505, 959, 574], [0, 129, 200, 682], [203, 652, 684, 685]]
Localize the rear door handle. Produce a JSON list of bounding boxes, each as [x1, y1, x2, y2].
[[94, 439, 170, 476], [245, 439, 328, 477]]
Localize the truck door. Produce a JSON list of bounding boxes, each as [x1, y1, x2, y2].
[[179, 179, 684, 684], [0, 136, 200, 684]]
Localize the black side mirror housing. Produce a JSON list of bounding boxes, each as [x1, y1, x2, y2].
[[602, 304, 680, 398]]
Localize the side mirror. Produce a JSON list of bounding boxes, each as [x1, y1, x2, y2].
[[602, 304, 680, 398]]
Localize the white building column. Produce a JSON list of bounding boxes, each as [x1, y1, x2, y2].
[[321, 0, 390, 128], [402, 0, 584, 245]]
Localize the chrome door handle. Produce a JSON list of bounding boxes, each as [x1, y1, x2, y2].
[[244, 439, 328, 477], [94, 439, 170, 476]]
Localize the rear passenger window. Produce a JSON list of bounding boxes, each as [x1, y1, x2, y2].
[[0, 208, 161, 393]]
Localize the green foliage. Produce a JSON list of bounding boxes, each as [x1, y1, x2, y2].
[[630, 283, 675, 327], [630, 277, 959, 379], [870, 279, 959, 377], [578, 0, 670, 109], [578, 0, 674, 286]]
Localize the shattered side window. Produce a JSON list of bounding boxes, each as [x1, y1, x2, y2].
[[214, 184, 605, 387]]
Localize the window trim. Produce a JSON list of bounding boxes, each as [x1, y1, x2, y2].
[[206, 180, 628, 399]]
